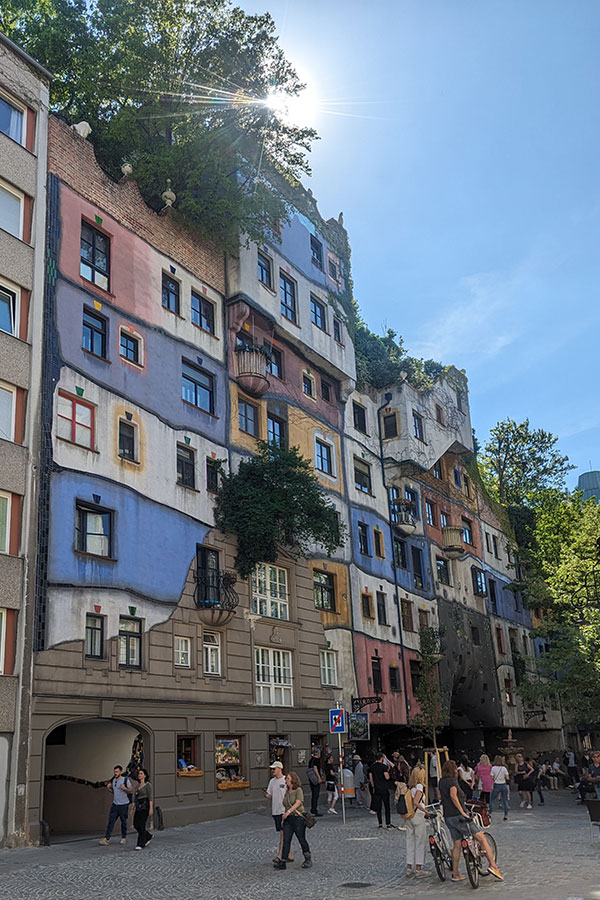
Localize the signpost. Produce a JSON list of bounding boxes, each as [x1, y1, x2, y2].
[[329, 704, 347, 824]]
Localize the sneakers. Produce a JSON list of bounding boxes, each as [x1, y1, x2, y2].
[[405, 868, 415, 878], [488, 863, 504, 881], [519, 800, 526, 808], [135, 846, 142, 851], [120, 838, 127, 844], [99, 838, 110, 845], [415, 870, 431, 878], [386, 824, 396, 829], [378, 824, 383, 829], [451, 874, 465, 882], [503, 816, 508, 821], [526, 803, 532, 809], [327, 808, 338, 815], [369, 810, 377, 815], [146, 834, 153, 844]]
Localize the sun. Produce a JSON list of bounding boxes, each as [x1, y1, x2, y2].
[[264, 86, 320, 128]]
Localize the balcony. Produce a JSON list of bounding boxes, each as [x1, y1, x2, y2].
[[391, 501, 417, 536], [194, 570, 240, 626], [234, 346, 269, 397], [442, 526, 464, 559]]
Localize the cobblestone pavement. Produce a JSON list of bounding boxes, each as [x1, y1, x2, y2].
[[0, 791, 599, 900]]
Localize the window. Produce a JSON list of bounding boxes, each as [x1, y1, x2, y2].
[[196, 546, 220, 607], [371, 657, 383, 693], [267, 414, 285, 448], [314, 571, 335, 611], [436, 556, 450, 585], [177, 444, 195, 488], [472, 567, 486, 595], [215, 736, 244, 783], [496, 626, 506, 654], [412, 546, 424, 589], [182, 361, 214, 413], [435, 404, 444, 425], [394, 538, 408, 569], [489, 578, 498, 613], [252, 564, 288, 620], [119, 331, 140, 364], [485, 532, 492, 553], [425, 501, 436, 527], [206, 458, 219, 492], [80, 222, 109, 290], [376, 592, 388, 626], [471, 625, 480, 645], [357, 521, 370, 555], [280, 272, 296, 322], [440, 511, 448, 529], [333, 317, 343, 343], [315, 439, 333, 475], [504, 678, 514, 706], [0, 181, 23, 239], [82, 308, 107, 358], [310, 295, 326, 330], [457, 390, 464, 413], [492, 535, 500, 558], [401, 598, 414, 632], [373, 529, 384, 558], [321, 380, 331, 403], [118, 617, 141, 668], [174, 635, 191, 668], [0, 284, 17, 336], [383, 413, 397, 439], [412, 410, 424, 441], [0, 383, 15, 441], [266, 347, 282, 379], [0, 93, 24, 144], [118, 421, 136, 461], [361, 593, 373, 618], [320, 650, 338, 686], [302, 373, 314, 397], [389, 667, 400, 691], [463, 474, 471, 498], [353, 402, 367, 434], [255, 647, 293, 705], [354, 458, 372, 494], [453, 467, 463, 489], [191, 291, 215, 334], [418, 608, 429, 630], [177, 735, 198, 768], [76, 503, 112, 557], [461, 517, 473, 545], [56, 393, 95, 449], [258, 251, 272, 288], [310, 235, 323, 269], [404, 487, 419, 518], [85, 613, 104, 658], [328, 258, 338, 281], [162, 272, 180, 314], [0, 492, 9, 554], [203, 631, 221, 675], [433, 460, 443, 479], [238, 399, 258, 436]]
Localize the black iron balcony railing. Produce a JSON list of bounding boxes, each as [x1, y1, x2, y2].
[[194, 570, 239, 612]]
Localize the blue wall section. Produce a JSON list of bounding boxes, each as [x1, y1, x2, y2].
[[48, 471, 210, 603], [483, 566, 532, 627], [277, 213, 340, 290], [350, 506, 432, 596]]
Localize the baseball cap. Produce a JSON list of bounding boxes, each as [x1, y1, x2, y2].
[[270, 761, 284, 768]]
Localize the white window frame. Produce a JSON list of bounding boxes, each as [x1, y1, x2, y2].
[[0, 381, 16, 442], [0, 87, 27, 146], [174, 635, 191, 668], [302, 370, 316, 400], [320, 649, 338, 687], [314, 435, 335, 477], [255, 646, 293, 706], [0, 278, 20, 337], [0, 178, 24, 240], [0, 491, 11, 555], [119, 326, 144, 367], [203, 631, 221, 676], [251, 564, 289, 620]]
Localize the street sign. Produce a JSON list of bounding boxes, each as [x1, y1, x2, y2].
[[329, 707, 347, 734]]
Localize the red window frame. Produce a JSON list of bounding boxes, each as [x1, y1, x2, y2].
[[57, 391, 95, 448]]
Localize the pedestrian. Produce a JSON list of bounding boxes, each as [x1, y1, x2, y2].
[[516, 754, 535, 808], [474, 754, 493, 804], [353, 754, 370, 809], [458, 757, 475, 800], [324, 753, 339, 814], [273, 772, 312, 870], [306, 748, 323, 816], [99, 765, 134, 845], [544, 761, 558, 790], [439, 759, 503, 883], [565, 747, 579, 786], [552, 756, 569, 787], [532, 758, 545, 806], [266, 760, 293, 863], [404, 766, 431, 879], [429, 752, 440, 802], [133, 768, 153, 850], [577, 750, 600, 802], [490, 754, 510, 821], [369, 751, 394, 829]]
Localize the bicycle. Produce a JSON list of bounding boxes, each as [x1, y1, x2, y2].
[[460, 802, 498, 889], [424, 803, 453, 882]]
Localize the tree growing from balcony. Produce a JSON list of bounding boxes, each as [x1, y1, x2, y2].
[[410, 627, 449, 756], [213, 442, 343, 579]]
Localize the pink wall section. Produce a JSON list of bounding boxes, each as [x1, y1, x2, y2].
[[353, 633, 420, 727]]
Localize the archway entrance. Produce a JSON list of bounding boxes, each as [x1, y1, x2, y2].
[[43, 718, 149, 835]]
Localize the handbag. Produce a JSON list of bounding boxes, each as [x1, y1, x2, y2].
[[303, 811, 316, 828], [306, 768, 320, 786], [136, 795, 150, 813]]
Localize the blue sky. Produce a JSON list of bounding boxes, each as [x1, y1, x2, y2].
[[242, 0, 600, 487]]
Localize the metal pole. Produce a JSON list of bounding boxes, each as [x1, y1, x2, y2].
[[337, 701, 346, 825]]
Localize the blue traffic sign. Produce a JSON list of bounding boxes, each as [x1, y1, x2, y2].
[[329, 708, 347, 734]]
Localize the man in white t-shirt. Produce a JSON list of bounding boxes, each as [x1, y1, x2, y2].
[[265, 761, 293, 863]]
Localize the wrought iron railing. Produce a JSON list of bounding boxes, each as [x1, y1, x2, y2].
[[194, 570, 239, 612]]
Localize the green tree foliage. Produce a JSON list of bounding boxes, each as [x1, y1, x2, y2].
[[213, 442, 343, 578], [354, 325, 443, 390], [1, 0, 317, 251], [479, 418, 575, 508], [410, 627, 449, 752]]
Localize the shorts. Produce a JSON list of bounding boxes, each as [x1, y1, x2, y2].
[[273, 814, 283, 832], [445, 814, 481, 842], [429, 777, 438, 788]]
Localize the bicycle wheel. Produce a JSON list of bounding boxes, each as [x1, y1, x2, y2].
[[480, 833, 498, 876], [440, 829, 454, 870], [431, 845, 446, 882], [463, 845, 479, 889]]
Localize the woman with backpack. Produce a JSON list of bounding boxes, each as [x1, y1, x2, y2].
[[402, 766, 431, 878]]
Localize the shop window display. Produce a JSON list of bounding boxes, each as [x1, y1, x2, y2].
[[215, 737, 249, 790]]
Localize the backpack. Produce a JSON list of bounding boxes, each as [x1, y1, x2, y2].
[[395, 782, 415, 819]]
